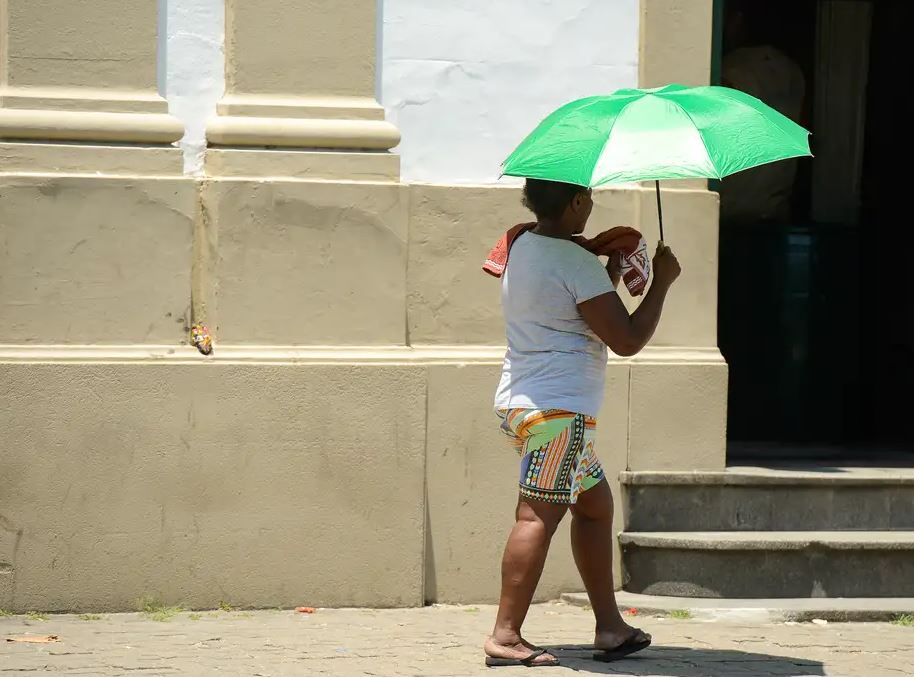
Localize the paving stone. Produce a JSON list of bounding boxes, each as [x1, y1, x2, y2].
[[1, 603, 912, 676]]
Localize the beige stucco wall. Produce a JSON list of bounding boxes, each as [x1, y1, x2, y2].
[[199, 180, 409, 345], [5, 0, 159, 94], [628, 355, 728, 471], [0, 0, 724, 612], [1, 358, 427, 611], [1, 178, 724, 612], [0, 177, 195, 344], [225, 0, 375, 99], [2, 346, 717, 612], [639, 0, 715, 88]]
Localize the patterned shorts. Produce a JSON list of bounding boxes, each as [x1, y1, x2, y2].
[[498, 408, 605, 504]]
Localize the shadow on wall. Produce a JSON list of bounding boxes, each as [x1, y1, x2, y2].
[[543, 645, 825, 676]]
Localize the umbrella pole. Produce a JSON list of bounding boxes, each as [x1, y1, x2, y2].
[[655, 180, 665, 243]]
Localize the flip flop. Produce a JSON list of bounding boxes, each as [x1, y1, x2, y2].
[[485, 648, 560, 667], [592, 629, 652, 662]]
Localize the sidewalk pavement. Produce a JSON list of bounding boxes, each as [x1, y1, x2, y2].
[[2, 601, 912, 676]]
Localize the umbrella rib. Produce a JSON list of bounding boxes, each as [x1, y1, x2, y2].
[[501, 96, 617, 176], [729, 108, 810, 174], [592, 93, 672, 186], [668, 101, 723, 181], [589, 103, 630, 187], [714, 88, 811, 156]]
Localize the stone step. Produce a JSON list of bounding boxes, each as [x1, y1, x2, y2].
[[560, 590, 914, 622], [621, 531, 914, 598], [622, 467, 914, 531]]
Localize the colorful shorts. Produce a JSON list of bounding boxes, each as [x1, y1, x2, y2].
[[497, 408, 604, 504]]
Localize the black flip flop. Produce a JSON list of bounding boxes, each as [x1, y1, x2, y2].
[[485, 648, 560, 667], [592, 629, 652, 662]]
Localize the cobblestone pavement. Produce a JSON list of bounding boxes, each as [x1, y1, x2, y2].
[[2, 602, 912, 676]]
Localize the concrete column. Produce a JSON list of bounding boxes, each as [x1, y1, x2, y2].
[[632, 0, 728, 471], [0, 0, 183, 144], [639, 0, 714, 88], [206, 0, 400, 178]]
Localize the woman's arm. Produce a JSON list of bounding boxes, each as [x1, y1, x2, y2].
[[579, 244, 681, 357], [605, 253, 623, 289]]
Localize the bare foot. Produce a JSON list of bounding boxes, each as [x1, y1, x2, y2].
[[484, 635, 559, 666], [594, 624, 650, 651]]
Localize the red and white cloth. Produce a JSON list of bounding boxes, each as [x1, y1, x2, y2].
[[483, 223, 650, 296]]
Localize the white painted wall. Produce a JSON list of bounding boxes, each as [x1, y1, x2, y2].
[[161, 0, 224, 175], [380, 0, 639, 184], [160, 0, 638, 182]]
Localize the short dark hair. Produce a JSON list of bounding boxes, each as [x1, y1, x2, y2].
[[522, 178, 588, 220]]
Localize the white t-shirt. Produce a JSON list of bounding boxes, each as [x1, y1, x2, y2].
[[494, 231, 616, 418]]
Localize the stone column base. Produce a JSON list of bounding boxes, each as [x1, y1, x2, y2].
[[0, 90, 183, 144], [206, 97, 400, 150]]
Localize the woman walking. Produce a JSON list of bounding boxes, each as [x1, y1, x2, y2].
[[484, 178, 681, 667]]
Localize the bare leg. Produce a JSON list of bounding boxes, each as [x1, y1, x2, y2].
[[484, 496, 567, 665], [569, 479, 642, 649]]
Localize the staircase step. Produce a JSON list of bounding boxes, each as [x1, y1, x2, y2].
[[622, 467, 914, 531], [560, 591, 914, 623], [621, 531, 914, 598]]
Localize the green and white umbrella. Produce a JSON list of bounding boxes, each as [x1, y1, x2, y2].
[[501, 84, 811, 240]]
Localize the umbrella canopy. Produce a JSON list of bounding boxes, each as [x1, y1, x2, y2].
[[501, 84, 811, 187]]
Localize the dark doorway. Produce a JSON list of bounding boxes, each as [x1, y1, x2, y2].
[[716, 0, 914, 462]]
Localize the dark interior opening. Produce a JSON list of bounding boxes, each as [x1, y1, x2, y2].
[[716, 0, 914, 463]]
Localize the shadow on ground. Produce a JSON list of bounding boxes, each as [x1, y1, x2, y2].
[[545, 644, 825, 676]]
